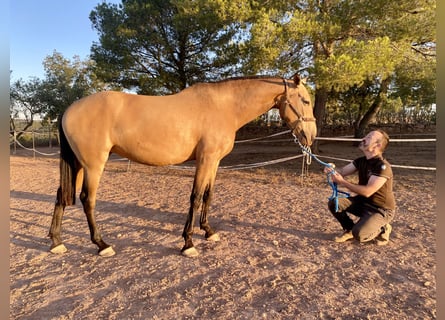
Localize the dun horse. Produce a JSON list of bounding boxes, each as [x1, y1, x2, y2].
[[49, 75, 317, 257]]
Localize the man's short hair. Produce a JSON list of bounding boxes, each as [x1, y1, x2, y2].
[[375, 129, 390, 152]]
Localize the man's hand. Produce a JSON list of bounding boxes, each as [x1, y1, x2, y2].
[[330, 171, 346, 185], [324, 163, 336, 174]]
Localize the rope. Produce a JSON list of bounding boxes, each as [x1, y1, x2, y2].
[[292, 133, 350, 212], [234, 130, 436, 144], [235, 130, 291, 143], [315, 136, 436, 142], [169, 154, 305, 171], [12, 137, 60, 156]]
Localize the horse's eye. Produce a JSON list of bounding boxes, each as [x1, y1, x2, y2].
[[298, 94, 310, 106]]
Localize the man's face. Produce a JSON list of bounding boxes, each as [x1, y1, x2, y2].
[[359, 131, 382, 152]]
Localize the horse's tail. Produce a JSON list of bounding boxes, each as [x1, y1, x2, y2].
[[57, 114, 79, 206]]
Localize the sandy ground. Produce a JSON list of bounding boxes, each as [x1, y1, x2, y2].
[[10, 129, 436, 319]]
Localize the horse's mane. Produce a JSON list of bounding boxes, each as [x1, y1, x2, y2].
[[187, 75, 282, 90], [215, 75, 281, 83], [200, 74, 301, 85], [185, 74, 301, 92]]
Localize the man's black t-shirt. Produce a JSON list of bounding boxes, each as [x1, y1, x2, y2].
[[352, 156, 395, 210]]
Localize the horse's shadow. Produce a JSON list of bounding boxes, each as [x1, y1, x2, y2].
[[10, 190, 329, 256]]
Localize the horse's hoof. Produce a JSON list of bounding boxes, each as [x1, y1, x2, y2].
[[182, 247, 199, 257], [50, 244, 67, 254], [99, 246, 115, 257], [206, 233, 220, 242]]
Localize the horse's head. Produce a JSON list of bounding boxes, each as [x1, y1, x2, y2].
[[277, 75, 317, 146]]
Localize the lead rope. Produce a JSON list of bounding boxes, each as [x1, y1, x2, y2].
[[300, 149, 311, 184], [292, 133, 350, 212]]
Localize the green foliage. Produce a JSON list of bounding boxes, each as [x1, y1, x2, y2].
[[38, 51, 108, 120], [315, 37, 400, 91], [10, 51, 110, 132], [10, 77, 47, 134], [38, 51, 110, 120], [90, 0, 243, 94]]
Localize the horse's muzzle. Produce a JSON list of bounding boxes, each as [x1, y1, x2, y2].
[[293, 128, 313, 147]]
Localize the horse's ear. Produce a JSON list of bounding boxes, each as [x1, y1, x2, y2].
[[293, 74, 301, 86]]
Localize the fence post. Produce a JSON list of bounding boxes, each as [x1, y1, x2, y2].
[[48, 126, 52, 148], [13, 131, 17, 154], [32, 131, 36, 159]]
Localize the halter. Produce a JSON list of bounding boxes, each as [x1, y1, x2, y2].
[[281, 78, 316, 123]]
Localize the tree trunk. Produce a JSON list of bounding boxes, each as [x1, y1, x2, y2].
[[354, 78, 390, 138], [312, 87, 329, 152]]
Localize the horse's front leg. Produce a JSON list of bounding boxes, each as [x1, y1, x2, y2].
[[200, 185, 219, 242], [181, 160, 219, 257]]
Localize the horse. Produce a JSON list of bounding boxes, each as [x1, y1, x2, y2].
[[48, 75, 317, 258]]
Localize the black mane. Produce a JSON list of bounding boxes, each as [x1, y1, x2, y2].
[[216, 75, 282, 83]]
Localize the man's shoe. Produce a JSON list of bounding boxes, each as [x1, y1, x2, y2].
[[376, 224, 392, 246], [334, 230, 354, 243]]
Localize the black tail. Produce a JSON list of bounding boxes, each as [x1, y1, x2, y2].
[[57, 115, 79, 206]]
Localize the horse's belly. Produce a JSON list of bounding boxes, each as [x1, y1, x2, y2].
[[111, 139, 195, 166]]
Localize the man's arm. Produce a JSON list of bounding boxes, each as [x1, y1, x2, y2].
[[331, 174, 387, 198]]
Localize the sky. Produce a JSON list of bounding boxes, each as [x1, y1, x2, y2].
[[10, 0, 120, 81]]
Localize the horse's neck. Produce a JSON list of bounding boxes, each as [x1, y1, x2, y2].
[[228, 80, 282, 129]]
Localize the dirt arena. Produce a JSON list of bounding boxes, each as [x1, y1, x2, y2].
[[10, 127, 436, 319]]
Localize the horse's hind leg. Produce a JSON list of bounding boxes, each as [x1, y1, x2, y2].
[[48, 187, 68, 253], [49, 166, 83, 254], [80, 167, 115, 257]]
